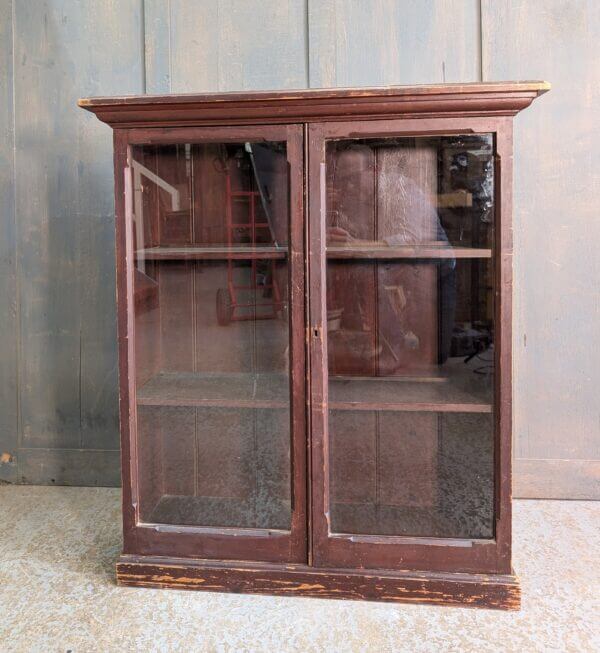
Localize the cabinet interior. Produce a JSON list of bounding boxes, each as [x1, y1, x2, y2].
[[131, 134, 496, 540]]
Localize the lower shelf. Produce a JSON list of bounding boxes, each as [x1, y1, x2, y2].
[[136, 356, 492, 412], [117, 555, 520, 610], [141, 495, 492, 541], [147, 494, 290, 531]]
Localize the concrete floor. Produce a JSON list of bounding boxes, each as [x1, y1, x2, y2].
[[0, 486, 598, 652]]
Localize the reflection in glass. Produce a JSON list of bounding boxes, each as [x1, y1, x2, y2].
[[130, 142, 291, 529], [325, 136, 495, 539]]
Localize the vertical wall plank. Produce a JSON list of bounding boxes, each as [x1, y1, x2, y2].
[[307, 0, 335, 87], [483, 0, 600, 497], [12, 0, 143, 482], [167, 0, 307, 92], [0, 0, 18, 482], [144, 0, 170, 93], [308, 0, 480, 88]]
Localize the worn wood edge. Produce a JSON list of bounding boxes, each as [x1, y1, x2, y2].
[[78, 82, 550, 127], [116, 556, 520, 610], [79, 81, 550, 106]]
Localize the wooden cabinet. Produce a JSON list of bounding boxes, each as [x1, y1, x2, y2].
[[80, 82, 548, 609]]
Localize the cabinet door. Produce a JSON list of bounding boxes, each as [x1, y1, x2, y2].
[[308, 119, 513, 574], [116, 125, 306, 563]]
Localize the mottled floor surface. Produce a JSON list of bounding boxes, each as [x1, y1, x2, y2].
[[0, 487, 598, 652]]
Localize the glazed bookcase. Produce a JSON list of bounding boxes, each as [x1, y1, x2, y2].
[[80, 81, 548, 609]]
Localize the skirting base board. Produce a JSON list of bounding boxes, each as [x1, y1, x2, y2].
[[117, 555, 520, 610]]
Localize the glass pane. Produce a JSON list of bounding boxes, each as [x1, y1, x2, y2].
[[325, 135, 495, 539], [130, 141, 291, 530]]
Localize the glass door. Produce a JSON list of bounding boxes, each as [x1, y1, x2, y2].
[[122, 125, 306, 563], [308, 119, 511, 574]]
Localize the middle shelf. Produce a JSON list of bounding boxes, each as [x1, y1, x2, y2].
[[137, 359, 492, 414], [135, 242, 492, 261], [137, 245, 287, 260]]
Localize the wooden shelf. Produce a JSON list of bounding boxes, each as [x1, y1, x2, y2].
[[148, 495, 290, 530], [329, 373, 491, 413], [138, 372, 289, 409], [136, 245, 288, 261], [137, 362, 491, 413], [136, 243, 490, 261], [326, 242, 491, 260]]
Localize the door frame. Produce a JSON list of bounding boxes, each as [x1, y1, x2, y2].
[[307, 117, 513, 575], [114, 124, 307, 563]]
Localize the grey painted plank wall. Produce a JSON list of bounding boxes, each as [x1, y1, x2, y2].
[[0, 0, 18, 482], [308, 0, 481, 87], [143, 0, 170, 94], [0, 1, 598, 497], [167, 0, 308, 92], [145, 0, 308, 95], [482, 0, 600, 499], [1, 0, 144, 485]]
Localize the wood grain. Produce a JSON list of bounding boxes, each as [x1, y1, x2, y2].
[[117, 555, 521, 610], [138, 246, 288, 260], [327, 244, 492, 259], [79, 83, 550, 128]]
